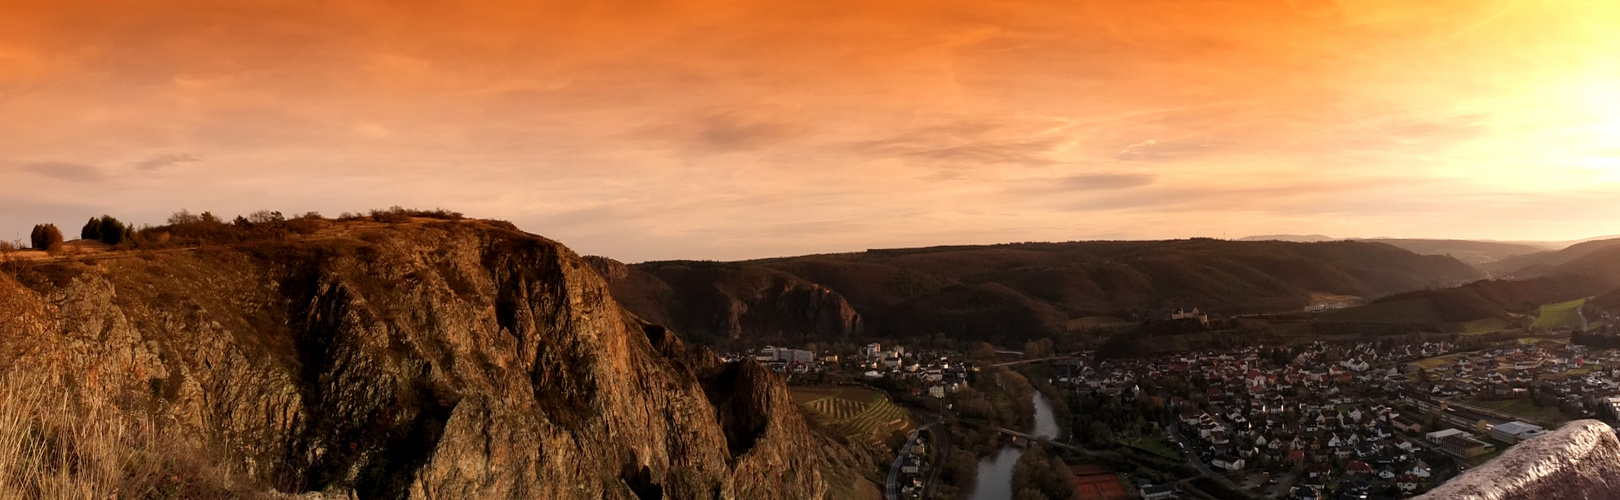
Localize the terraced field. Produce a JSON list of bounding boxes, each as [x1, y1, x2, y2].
[[792, 387, 913, 442]]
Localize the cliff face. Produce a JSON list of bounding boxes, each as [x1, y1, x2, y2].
[[0, 220, 835, 499], [1418, 420, 1620, 500]]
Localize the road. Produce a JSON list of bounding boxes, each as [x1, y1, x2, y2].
[[887, 420, 943, 500], [986, 356, 1078, 368], [1166, 424, 1246, 492]]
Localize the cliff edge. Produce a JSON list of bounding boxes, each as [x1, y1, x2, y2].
[[0, 218, 846, 499], [1418, 419, 1620, 500]]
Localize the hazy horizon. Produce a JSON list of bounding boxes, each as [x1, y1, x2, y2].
[[5, 1, 1620, 261]]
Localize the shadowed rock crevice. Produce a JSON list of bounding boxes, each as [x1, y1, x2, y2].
[[621, 462, 664, 500]]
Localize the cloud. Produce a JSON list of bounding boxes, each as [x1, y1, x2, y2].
[[131, 153, 203, 171], [848, 117, 1077, 176], [16, 161, 102, 182], [1061, 172, 1156, 190], [1117, 139, 1212, 162], [1009, 171, 1157, 196], [631, 110, 806, 154]]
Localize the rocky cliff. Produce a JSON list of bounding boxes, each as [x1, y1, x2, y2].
[[1418, 420, 1620, 500], [0, 219, 851, 499]]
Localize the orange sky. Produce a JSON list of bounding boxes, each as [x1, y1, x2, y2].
[[3, 0, 1620, 261]]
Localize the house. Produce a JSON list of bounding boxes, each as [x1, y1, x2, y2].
[[1396, 473, 1422, 492], [1306, 462, 1332, 479], [1490, 421, 1549, 444], [1211, 454, 1244, 471], [1345, 460, 1373, 475], [901, 456, 920, 475], [1140, 483, 1176, 500], [1395, 438, 1416, 452], [1392, 417, 1422, 434], [1439, 435, 1495, 458]]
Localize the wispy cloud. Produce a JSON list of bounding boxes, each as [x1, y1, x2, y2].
[[16, 161, 102, 182], [131, 153, 203, 171], [630, 109, 806, 154]]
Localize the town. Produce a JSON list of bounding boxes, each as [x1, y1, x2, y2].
[[732, 332, 1620, 500]]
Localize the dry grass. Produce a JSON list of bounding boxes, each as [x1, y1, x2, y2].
[[0, 369, 258, 499]]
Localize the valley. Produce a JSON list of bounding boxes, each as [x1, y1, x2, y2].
[[7, 215, 1620, 499]]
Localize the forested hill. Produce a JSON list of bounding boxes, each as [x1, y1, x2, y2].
[[1322, 239, 1620, 327], [590, 239, 1481, 345]]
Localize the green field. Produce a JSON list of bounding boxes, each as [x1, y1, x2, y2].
[[1411, 352, 1468, 371], [793, 387, 912, 442], [1457, 398, 1566, 424], [1461, 317, 1513, 335], [1318, 297, 1444, 324], [1533, 299, 1586, 330]]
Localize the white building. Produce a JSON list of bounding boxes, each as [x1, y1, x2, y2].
[[1490, 421, 1548, 444], [1425, 428, 1467, 443]]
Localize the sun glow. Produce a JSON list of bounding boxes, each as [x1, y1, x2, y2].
[[3, 0, 1620, 258]]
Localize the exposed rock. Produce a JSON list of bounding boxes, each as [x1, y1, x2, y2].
[[0, 220, 838, 499], [1418, 419, 1620, 500]]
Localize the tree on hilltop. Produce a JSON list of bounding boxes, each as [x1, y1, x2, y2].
[[81, 217, 102, 241], [94, 215, 128, 246], [29, 224, 63, 250]]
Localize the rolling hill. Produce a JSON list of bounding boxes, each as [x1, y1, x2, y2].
[[1488, 238, 1620, 277], [592, 239, 1482, 345], [1322, 240, 1620, 328], [1242, 235, 1554, 267], [1354, 239, 1549, 266]]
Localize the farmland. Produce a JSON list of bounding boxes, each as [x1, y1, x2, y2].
[[1456, 397, 1568, 425], [1533, 298, 1586, 330], [792, 387, 913, 442]]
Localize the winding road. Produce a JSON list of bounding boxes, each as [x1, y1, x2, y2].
[[1166, 423, 1246, 491], [887, 419, 943, 500]]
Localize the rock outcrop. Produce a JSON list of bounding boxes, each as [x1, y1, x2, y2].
[[1418, 419, 1620, 500], [0, 219, 839, 499]]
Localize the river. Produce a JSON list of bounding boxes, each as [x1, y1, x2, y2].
[[965, 392, 1060, 500]]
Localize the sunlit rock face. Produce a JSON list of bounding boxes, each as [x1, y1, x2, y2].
[[0, 220, 835, 500], [1418, 420, 1620, 500]]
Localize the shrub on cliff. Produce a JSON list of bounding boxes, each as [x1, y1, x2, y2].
[[0, 369, 258, 498]]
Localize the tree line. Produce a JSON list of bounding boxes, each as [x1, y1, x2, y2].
[[10, 207, 465, 254]]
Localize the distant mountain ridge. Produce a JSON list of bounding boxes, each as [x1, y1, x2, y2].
[[1239, 234, 1620, 267], [593, 239, 1481, 345], [1321, 237, 1620, 327]]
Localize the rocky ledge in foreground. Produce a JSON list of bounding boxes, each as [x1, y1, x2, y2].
[[0, 218, 863, 499], [1419, 419, 1620, 500]]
